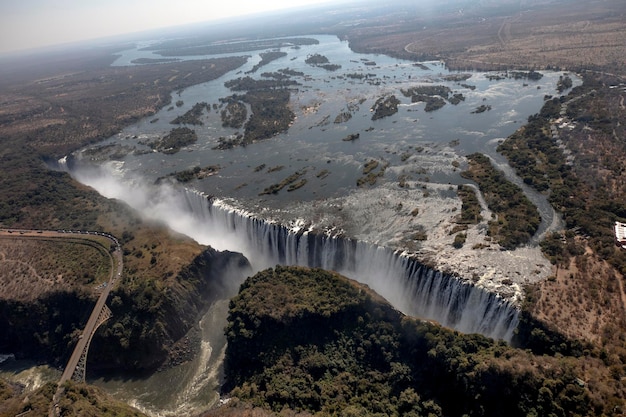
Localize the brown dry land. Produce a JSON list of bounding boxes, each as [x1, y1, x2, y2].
[[0, 55, 247, 155], [0, 234, 111, 302], [346, 0, 626, 75]]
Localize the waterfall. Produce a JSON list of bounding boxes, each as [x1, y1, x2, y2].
[[181, 189, 519, 341], [64, 158, 520, 342]]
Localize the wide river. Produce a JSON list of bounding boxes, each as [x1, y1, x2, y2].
[[5, 34, 579, 416], [78, 35, 578, 212]]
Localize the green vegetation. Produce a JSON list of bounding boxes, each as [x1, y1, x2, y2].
[[243, 90, 294, 143], [220, 99, 248, 129], [557, 75, 573, 93], [0, 54, 250, 374], [150, 127, 197, 154], [457, 184, 483, 225], [452, 232, 467, 248], [345, 72, 366, 79], [277, 68, 304, 77], [461, 153, 540, 249], [156, 165, 221, 184], [400, 85, 463, 112], [334, 111, 353, 124], [370, 95, 400, 120], [287, 179, 307, 192], [305, 54, 341, 71], [448, 93, 466, 105], [260, 171, 306, 195], [222, 266, 618, 416], [305, 53, 329, 65], [356, 159, 387, 187], [91, 247, 249, 371], [497, 97, 564, 192], [170, 102, 208, 125], [363, 160, 379, 174], [224, 76, 299, 92], [441, 73, 472, 82], [509, 70, 544, 81], [221, 78, 296, 146], [316, 169, 330, 179], [248, 51, 288, 73], [498, 71, 626, 275]]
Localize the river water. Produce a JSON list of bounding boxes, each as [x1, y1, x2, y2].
[[4, 34, 580, 416], [80, 35, 578, 210]]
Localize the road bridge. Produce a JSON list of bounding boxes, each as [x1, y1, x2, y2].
[[0, 228, 122, 416]]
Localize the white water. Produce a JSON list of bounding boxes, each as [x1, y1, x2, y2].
[[69, 164, 519, 341], [183, 189, 519, 340]]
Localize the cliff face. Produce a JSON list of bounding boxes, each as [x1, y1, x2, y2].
[[222, 266, 619, 417], [0, 290, 95, 365], [88, 246, 251, 372], [0, 246, 251, 373]]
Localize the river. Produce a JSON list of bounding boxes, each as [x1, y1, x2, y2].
[[4, 33, 580, 416]]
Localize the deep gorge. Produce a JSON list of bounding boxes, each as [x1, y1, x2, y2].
[[180, 189, 519, 341]]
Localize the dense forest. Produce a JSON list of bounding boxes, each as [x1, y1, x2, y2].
[[221, 266, 618, 417]]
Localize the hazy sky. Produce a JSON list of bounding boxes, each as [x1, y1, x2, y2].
[[0, 0, 338, 54]]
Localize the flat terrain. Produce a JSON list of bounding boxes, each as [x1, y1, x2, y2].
[[0, 231, 112, 302], [345, 0, 626, 76]]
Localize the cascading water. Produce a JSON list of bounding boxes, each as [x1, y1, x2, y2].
[[181, 189, 520, 341]]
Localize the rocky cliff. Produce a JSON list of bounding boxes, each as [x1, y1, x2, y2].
[[0, 246, 251, 374]]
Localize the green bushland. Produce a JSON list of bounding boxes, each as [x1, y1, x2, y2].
[[357, 160, 386, 187], [497, 73, 626, 272], [222, 266, 617, 416], [457, 184, 483, 225], [305, 53, 329, 65], [0, 247, 250, 372], [150, 127, 197, 154], [452, 232, 466, 248], [220, 99, 248, 128], [400, 85, 464, 111], [156, 165, 221, 184], [461, 153, 540, 249], [471, 104, 492, 113], [221, 77, 296, 145], [0, 291, 95, 365], [243, 90, 295, 143], [224, 76, 299, 92], [259, 171, 305, 195], [170, 102, 208, 125], [247, 51, 288, 73]]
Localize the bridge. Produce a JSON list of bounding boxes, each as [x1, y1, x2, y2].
[[53, 231, 122, 386], [0, 228, 122, 415]]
